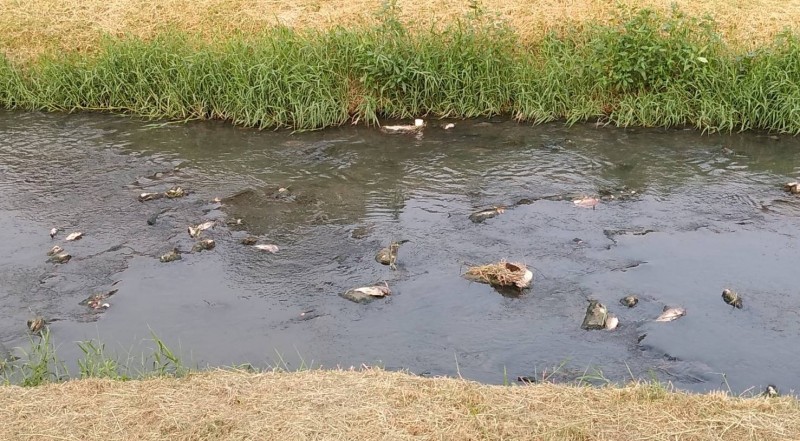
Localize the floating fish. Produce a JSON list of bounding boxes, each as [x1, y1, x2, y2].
[[340, 285, 392, 303], [65, 231, 83, 241], [164, 186, 186, 198], [80, 289, 118, 310], [254, 244, 279, 253], [573, 197, 600, 209], [27, 317, 46, 334], [49, 252, 71, 264], [620, 295, 639, 308], [784, 182, 799, 194], [443, 123, 456, 130], [655, 306, 686, 322], [159, 249, 181, 263], [47, 245, 64, 256], [516, 267, 534, 289], [240, 236, 259, 246], [375, 240, 408, 269], [468, 207, 505, 223], [188, 221, 215, 238], [604, 313, 619, 330], [138, 192, 164, 202], [721, 288, 743, 309], [763, 384, 780, 398], [581, 300, 608, 330], [49, 227, 58, 239], [192, 239, 216, 252], [380, 119, 426, 134]]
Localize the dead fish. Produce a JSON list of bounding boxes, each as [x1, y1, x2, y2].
[[254, 244, 279, 253], [188, 221, 215, 238], [620, 295, 639, 308], [47, 245, 64, 256], [240, 236, 259, 246], [49, 252, 71, 264], [65, 231, 83, 241], [164, 186, 186, 198], [27, 317, 46, 334], [573, 197, 600, 209], [763, 384, 780, 398], [192, 239, 216, 252], [49, 227, 58, 239], [581, 300, 608, 330], [721, 288, 743, 309], [655, 306, 686, 322], [375, 240, 408, 269], [604, 313, 619, 330], [380, 119, 426, 134], [226, 218, 243, 226], [515, 266, 534, 289], [468, 206, 505, 223], [138, 192, 164, 202], [784, 182, 799, 194], [443, 123, 456, 130], [80, 289, 118, 310], [340, 285, 392, 303], [159, 249, 181, 263]]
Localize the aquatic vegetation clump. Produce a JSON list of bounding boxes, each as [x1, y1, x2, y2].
[[2, 7, 800, 133]]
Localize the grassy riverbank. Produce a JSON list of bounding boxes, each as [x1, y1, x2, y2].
[[1, 3, 800, 132], [2, 0, 799, 62], [1, 368, 798, 440]]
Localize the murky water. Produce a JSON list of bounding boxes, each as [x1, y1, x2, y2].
[[1, 111, 799, 394]]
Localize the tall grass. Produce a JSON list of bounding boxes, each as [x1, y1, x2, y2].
[[1, 5, 800, 133]]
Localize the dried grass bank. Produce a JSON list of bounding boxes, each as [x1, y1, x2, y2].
[[1, 369, 799, 440]]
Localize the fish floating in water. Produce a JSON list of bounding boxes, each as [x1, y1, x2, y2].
[[573, 197, 600, 209], [340, 284, 392, 303], [604, 313, 619, 330], [375, 240, 408, 270], [241, 236, 259, 246], [47, 245, 64, 256], [188, 221, 215, 238], [65, 231, 83, 241], [380, 119, 426, 134], [49, 252, 71, 264], [254, 244, 280, 253], [80, 289, 118, 310], [49, 227, 59, 239], [620, 295, 639, 308], [763, 384, 780, 398], [192, 239, 216, 252], [722, 288, 743, 309], [784, 182, 799, 194], [27, 316, 46, 334], [468, 207, 505, 223], [164, 186, 186, 199], [138, 192, 164, 202], [159, 248, 181, 263], [655, 306, 686, 322]]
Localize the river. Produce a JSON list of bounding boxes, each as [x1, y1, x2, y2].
[[1, 111, 798, 394]]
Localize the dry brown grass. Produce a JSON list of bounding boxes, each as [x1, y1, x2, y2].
[[2, 0, 800, 62], [0, 368, 798, 440], [465, 261, 531, 289]]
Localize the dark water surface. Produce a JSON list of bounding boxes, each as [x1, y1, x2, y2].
[[1, 111, 799, 394]]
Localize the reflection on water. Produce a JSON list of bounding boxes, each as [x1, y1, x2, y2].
[[1, 110, 799, 394]]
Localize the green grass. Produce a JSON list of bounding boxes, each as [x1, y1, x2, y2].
[[1, 5, 800, 133]]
